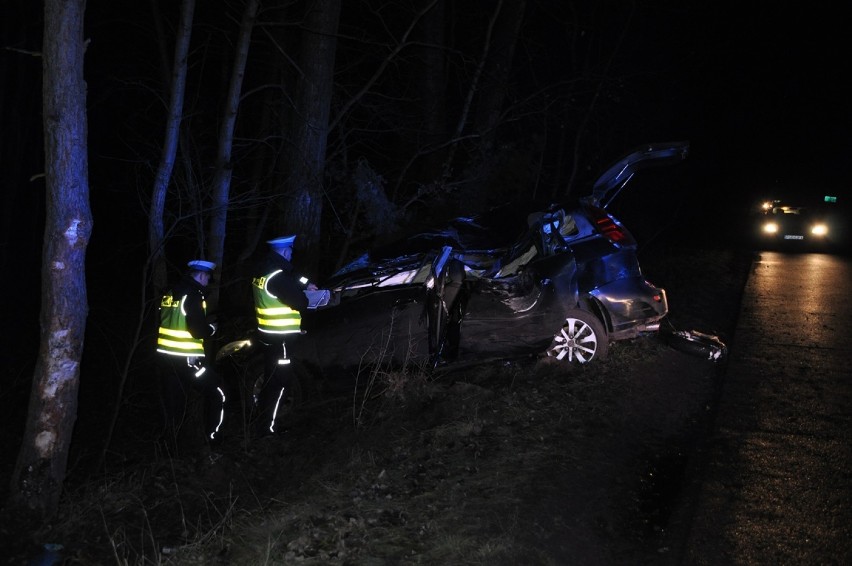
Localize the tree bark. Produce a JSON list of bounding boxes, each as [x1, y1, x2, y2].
[[279, 0, 341, 275], [7, 0, 93, 526], [206, 0, 261, 309], [148, 0, 196, 293]]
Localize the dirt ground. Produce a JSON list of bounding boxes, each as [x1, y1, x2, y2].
[[0, 246, 753, 565]]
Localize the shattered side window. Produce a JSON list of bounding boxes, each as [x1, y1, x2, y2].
[[540, 210, 578, 238], [495, 246, 538, 278], [332, 253, 430, 291], [559, 214, 578, 237], [334, 253, 371, 276], [378, 261, 431, 287], [376, 261, 431, 287], [533, 209, 578, 257], [454, 250, 503, 278]]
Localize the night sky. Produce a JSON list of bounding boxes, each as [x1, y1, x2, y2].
[[2, 1, 851, 386]]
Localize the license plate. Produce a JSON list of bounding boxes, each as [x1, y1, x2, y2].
[[784, 235, 804, 240]]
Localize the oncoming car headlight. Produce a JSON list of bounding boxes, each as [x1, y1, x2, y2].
[[810, 223, 828, 236], [762, 222, 778, 234]]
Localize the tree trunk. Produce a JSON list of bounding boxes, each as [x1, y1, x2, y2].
[[7, 0, 92, 526], [206, 0, 261, 309], [148, 0, 196, 293], [280, 0, 341, 275]]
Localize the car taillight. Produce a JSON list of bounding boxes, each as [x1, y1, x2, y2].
[[596, 216, 626, 242], [586, 204, 633, 245]]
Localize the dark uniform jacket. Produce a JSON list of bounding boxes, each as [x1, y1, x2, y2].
[[175, 275, 215, 340]]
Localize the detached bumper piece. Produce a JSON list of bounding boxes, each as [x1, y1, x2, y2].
[[661, 325, 728, 362]]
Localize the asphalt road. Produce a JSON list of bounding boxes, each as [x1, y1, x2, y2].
[[669, 250, 852, 565]]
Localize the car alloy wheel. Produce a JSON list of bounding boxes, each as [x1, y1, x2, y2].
[[546, 309, 608, 363]]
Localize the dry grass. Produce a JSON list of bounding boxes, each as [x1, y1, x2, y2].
[[2, 246, 753, 565]]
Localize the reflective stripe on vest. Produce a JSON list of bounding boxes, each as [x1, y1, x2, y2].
[[252, 269, 302, 334], [157, 293, 206, 356]]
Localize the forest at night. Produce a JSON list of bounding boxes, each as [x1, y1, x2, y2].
[[1, 1, 850, 562]]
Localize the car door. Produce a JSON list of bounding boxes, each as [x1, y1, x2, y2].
[[299, 265, 432, 372], [456, 245, 581, 359]]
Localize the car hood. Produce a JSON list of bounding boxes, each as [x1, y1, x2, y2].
[[589, 141, 689, 208]]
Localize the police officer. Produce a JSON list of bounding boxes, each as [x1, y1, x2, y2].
[[250, 235, 317, 438], [157, 260, 226, 450]]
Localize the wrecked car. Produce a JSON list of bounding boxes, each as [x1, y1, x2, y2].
[[217, 141, 689, 414], [280, 141, 688, 382]]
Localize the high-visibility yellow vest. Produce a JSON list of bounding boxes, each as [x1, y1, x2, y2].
[[157, 292, 206, 356], [252, 269, 302, 335]]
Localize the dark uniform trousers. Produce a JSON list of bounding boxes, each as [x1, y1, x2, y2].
[[160, 355, 226, 449], [253, 337, 295, 437]]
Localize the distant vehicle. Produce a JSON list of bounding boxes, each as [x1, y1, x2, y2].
[[219, 141, 690, 405], [755, 200, 832, 249]]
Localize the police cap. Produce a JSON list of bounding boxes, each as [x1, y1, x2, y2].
[[187, 260, 216, 273], [267, 235, 296, 248]]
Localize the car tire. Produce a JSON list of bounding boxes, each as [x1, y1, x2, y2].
[[546, 308, 609, 364]]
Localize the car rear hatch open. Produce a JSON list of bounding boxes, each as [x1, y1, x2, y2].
[[588, 141, 689, 209]]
